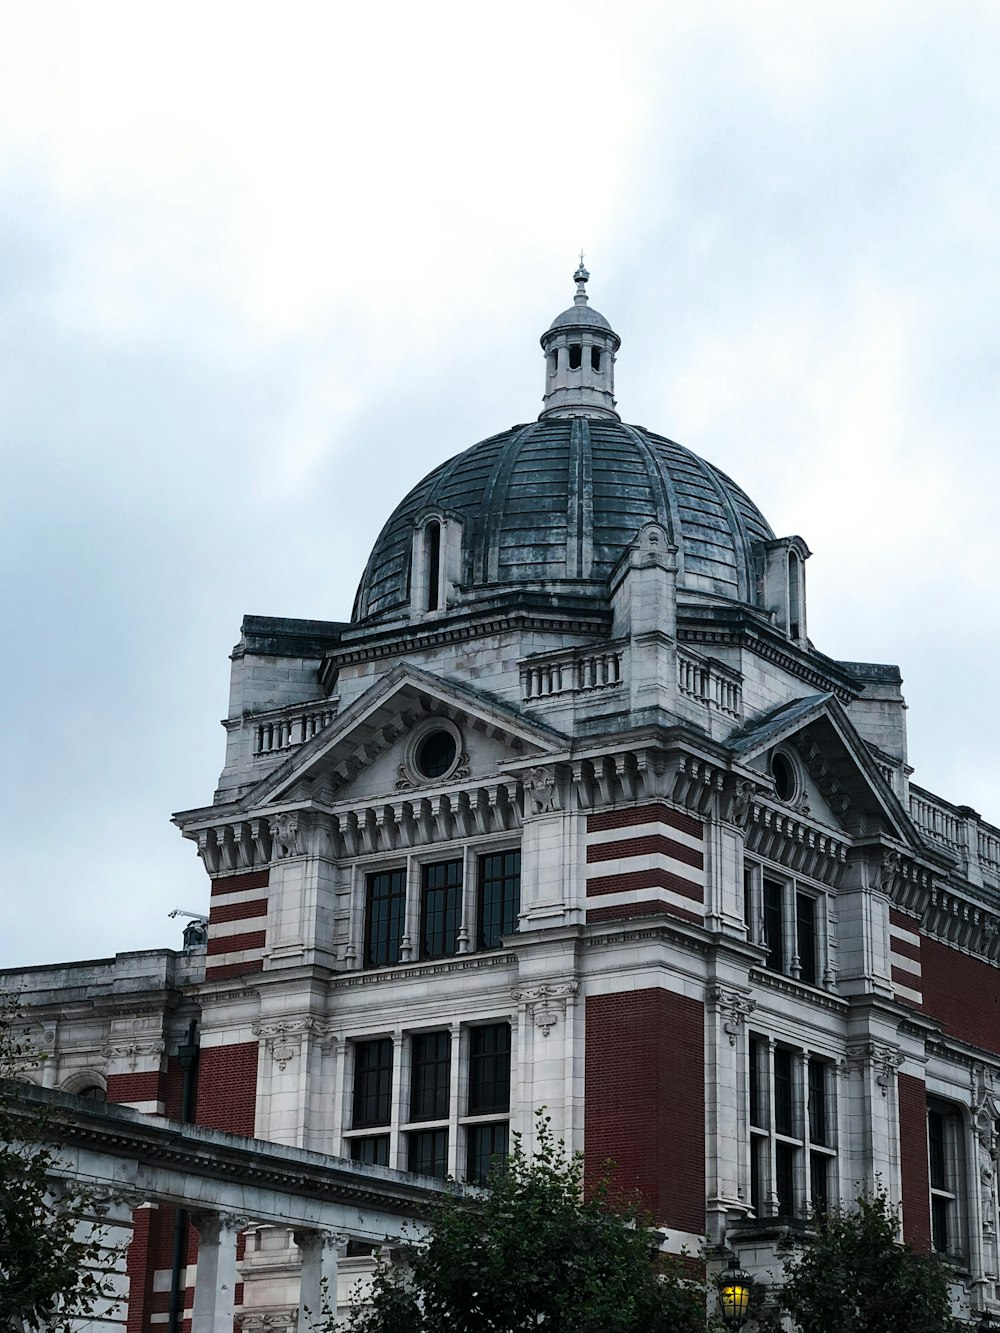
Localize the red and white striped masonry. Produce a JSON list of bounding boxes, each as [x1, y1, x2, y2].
[[889, 907, 923, 1007], [205, 869, 269, 981], [585, 802, 705, 927]]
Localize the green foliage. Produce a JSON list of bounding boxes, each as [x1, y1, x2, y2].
[[779, 1191, 962, 1333], [332, 1113, 708, 1333], [0, 993, 120, 1332]]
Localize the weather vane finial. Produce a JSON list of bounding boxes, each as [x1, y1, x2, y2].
[[573, 251, 590, 304]]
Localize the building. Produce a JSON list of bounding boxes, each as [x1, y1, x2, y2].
[[6, 264, 1000, 1328]]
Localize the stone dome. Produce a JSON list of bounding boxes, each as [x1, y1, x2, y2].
[[352, 416, 774, 622]]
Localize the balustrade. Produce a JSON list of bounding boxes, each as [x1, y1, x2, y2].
[[253, 703, 337, 756], [676, 650, 742, 719], [521, 648, 623, 702]]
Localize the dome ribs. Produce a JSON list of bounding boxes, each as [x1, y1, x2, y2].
[[351, 416, 776, 621]]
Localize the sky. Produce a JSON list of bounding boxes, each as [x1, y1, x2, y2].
[[2, 1, 999, 969]]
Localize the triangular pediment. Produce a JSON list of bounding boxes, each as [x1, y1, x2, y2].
[[244, 664, 567, 811], [727, 694, 919, 844]]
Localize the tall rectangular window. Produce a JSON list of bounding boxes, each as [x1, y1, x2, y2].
[[468, 1024, 511, 1115], [365, 869, 406, 968], [408, 1127, 448, 1179], [421, 860, 462, 960], [797, 892, 818, 986], [774, 1047, 794, 1137], [467, 1121, 509, 1185], [763, 879, 784, 972], [748, 1038, 836, 1222], [352, 1038, 393, 1128], [928, 1105, 963, 1258], [351, 1135, 390, 1167], [478, 851, 521, 950], [808, 1058, 827, 1146], [410, 1031, 451, 1122]]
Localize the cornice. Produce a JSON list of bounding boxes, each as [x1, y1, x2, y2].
[[749, 967, 849, 1015], [319, 606, 612, 686]]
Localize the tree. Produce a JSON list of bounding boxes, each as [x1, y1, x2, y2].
[[0, 993, 119, 1332], [778, 1191, 962, 1333], [329, 1114, 710, 1333]]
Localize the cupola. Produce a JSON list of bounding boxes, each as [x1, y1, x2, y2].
[[539, 259, 621, 420]]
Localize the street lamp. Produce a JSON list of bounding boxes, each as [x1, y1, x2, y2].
[[718, 1256, 755, 1329]]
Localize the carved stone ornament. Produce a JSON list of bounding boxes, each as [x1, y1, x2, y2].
[[878, 848, 902, 894], [708, 985, 756, 1046], [846, 1041, 904, 1096], [511, 980, 578, 1036], [253, 1017, 334, 1070], [237, 1316, 298, 1333], [731, 780, 758, 828], [269, 811, 303, 858], [522, 767, 556, 816], [100, 1039, 165, 1072]]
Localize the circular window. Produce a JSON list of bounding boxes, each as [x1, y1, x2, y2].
[[415, 729, 458, 780], [770, 751, 797, 803]]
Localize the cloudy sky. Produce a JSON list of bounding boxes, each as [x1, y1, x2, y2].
[[2, 2, 999, 969]]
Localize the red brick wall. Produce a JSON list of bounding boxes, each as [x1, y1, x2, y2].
[[585, 987, 705, 1232], [898, 1072, 931, 1252], [106, 1070, 164, 1106], [195, 1041, 258, 1135], [919, 936, 1000, 1055]]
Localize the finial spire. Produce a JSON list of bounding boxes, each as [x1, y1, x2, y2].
[[573, 252, 590, 306]]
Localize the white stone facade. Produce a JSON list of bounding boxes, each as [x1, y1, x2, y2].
[[7, 272, 1000, 1329]]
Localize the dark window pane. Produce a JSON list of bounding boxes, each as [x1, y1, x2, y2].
[[928, 1110, 946, 1190], [590, 347, 602, 372], [775, 1142, 796, 1217], [797, 893, 817, 986], [416, 729, 456, 778], [932, 1195, 950, 1253], [468, 1024, 511, 1114], [750, 1136, 764, 1216], [353, 1038, 393, 1128], [421, 860, 462, 960], [365, 869, 406, 968], [568, 344, 582, 370], [810, 1154, 829, 1216], [743, 865, 753, 932], [425, 522, 440, 612], [408, 1128, 448, 1179], [350, 1135, 390, 1167], [466, 1121, 509, 1185], [749, 1037, 763, 1128], [763, 880, 784, 972], [774, 1047, 794, 1137], [410, 1031, 451, 1121], [808, 1059, 827, 1145], [478, 852, 521, 950]]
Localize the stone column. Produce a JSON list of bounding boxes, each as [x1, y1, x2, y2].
[[295, 1230, 349, 1328], [69, 1186, 140, 1333], [191, 1211, 247, 1333]]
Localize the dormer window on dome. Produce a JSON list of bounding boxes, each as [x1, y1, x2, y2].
[[539, 260, 621, 421], [755, 536, 811, 645], [410, 509, 464, 618]]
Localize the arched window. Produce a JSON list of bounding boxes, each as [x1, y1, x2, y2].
[[568, 344, 583, 371], [591, 347, 602, 372], [788, 551, 802, 639], [425, 520, 441, 612]]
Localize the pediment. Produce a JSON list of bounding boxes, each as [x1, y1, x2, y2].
[[727, 694, 919, 844], [244, 664, 567, 811]]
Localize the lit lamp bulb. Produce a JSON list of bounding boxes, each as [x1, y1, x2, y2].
[[719, 1258, 754, 1328]]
